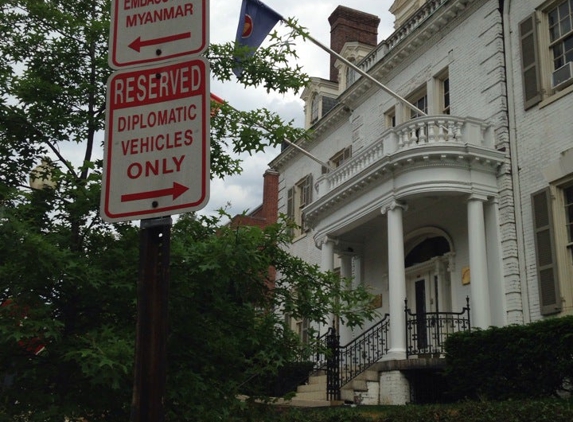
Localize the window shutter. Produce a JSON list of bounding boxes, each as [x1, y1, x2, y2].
[[519, 14, 542, 109], [301, 174, 313, 231], [287, 187, 294, 219], [306, 174, 313, 204], [532, 189, 562, 315], [286, 187, 294, 236]]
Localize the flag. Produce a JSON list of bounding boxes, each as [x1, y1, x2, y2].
[[234, 0, 284, 77]]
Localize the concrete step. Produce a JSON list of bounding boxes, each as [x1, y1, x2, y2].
[[287, 398, 333, 408], [279, 398, 343, 408], [297, 382, 327, 394], [308, 374, 327, 385], [293, 390, 328, 401]]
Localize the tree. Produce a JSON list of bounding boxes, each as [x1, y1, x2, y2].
[[0, 1, 375, 420]]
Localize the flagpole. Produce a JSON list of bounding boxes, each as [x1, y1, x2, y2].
[[211, 97, 335, 171], [278, 137, 334, 171], [283, 21, 427, 118]]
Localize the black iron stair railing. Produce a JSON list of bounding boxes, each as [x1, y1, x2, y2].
[[308, 329, 330, 375], [325, 314, 390, 400], [405, 297, 471, 358]]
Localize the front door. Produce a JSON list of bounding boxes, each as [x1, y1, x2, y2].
[[406, 256, 452, 354], [415, 279, 427, 349]]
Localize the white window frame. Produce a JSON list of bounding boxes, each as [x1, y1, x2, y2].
[[407, 87, 428, 120], [519, 1, 573, 109], [548, 0, 573, 70], [310, 93, 320, 125], [548, 180, 573, 316], [385, 106, 397, 129], [440, 75, 451, 115], [287, 174, 313, 238]]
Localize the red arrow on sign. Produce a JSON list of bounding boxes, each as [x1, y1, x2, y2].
[[121, 182, 189, 202], [128, 32, 192, 53]]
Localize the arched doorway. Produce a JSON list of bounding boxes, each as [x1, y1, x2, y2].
[[404, 229, 454, 353]]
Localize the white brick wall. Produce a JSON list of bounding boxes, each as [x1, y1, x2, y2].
[[272, 0, 563, 339], [507, 0, 573, 321], [379, 371, 410, 405]]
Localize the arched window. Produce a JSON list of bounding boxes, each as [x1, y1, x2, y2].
[[405, 236, 451, 268]]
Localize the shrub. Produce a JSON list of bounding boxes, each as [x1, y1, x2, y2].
[[443, 316, 573, 401], [251, 399, 573, 422]]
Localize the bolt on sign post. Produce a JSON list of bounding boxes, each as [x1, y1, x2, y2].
[[103, 2, 210, 421]]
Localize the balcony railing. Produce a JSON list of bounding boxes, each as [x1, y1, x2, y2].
[[405, 297, 471, 358], [318, 115, 494, 196], [317, 115, 493, 197]]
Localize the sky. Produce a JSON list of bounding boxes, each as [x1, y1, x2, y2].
[[57, 1, 397, 221], [203, 0, 397, 219]]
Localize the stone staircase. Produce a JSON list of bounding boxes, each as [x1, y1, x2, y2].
[[340, 369, 379, 405], [290, 373, 333, 407], [289, 368, 380, 407]]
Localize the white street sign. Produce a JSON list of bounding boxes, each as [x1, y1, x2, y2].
[[109, 0, 209, 69], [101, 58, 210, 222]]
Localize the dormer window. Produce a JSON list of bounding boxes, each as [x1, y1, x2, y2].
[[302, 77, 340, 128], [311, 93, 320, 124]]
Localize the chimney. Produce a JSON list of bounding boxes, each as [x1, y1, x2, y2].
[[328, 6, 380, 82], [261, 169, 279, 224]]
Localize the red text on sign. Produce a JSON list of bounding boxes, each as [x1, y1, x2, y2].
[[126, 3, 194, 27], [121, 129, 194, 156], [118, 104, 196, 132], [127, 155, 186, 179], [113, 62, 203, 107]]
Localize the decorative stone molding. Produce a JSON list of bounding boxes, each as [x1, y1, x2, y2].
[[381, 200, 408, 215]]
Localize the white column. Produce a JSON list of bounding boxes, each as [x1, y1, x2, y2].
[[383, 201, 407, 358], [339, 254, 353, 343], [320, 237, 336, 329], [321, 236, 335, 272], [467, 196, 491, 328]]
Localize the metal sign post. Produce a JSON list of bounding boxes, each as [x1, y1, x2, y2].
[[103, 2, 210, 421], [131, 217, 171, 422]]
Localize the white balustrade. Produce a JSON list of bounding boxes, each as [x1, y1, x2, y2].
[[322, 116, 491, 195]]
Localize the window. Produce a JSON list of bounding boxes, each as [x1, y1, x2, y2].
[[409, 90, 428, 119], [322, 146, 352, 174], [519, 1, 573, 109], [385, 107, 396, 129], [311, 93, 320, 124], [548, 0, 573, 70], [330, 146, 352, 168], [287, 174, 313, 237], [565, 185, 573, 246], [441, 77, 451, 115], [532, 188, 562, 315], [433, 69, 451, 115]]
